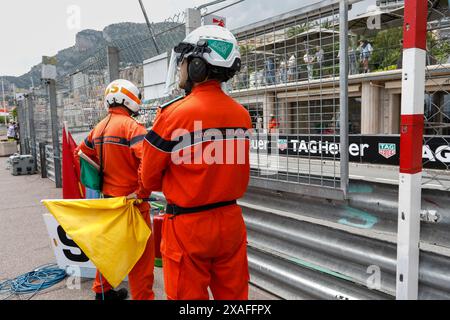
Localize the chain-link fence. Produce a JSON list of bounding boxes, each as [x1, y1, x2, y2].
[[229, 1, 347, 198], [227, 0, 450, 196]]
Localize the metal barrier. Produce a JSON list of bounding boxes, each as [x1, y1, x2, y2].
[[240, 183, 450, 300], [44, 145, 56, 183], [151, 183, 450, 300]]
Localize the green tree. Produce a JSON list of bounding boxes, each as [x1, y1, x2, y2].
[[370, 26, 403, 71]]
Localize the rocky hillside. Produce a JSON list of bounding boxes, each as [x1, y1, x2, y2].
[[4, 22, 184, 90]]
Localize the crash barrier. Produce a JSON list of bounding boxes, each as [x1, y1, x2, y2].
[[8, 154, 36, 176], [241, 183, 450, 300], [43, 145, 56, 183]]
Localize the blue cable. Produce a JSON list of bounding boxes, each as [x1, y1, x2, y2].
[[0, 264, 67, 300]]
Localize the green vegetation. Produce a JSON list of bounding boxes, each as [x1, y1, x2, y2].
[[368, 26, 450, 71], [428, 31, 450, 63], [0, 116, 10, 124], [369, 26, 403, 71]]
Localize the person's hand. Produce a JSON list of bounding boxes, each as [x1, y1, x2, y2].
[[126, 193, 138, 200]]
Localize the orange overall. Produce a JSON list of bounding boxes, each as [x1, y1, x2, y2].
[[141, 81, 252, 300], [77, 107, 155, 300]]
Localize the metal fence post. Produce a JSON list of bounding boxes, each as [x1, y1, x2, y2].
[[107, 46, 120, 83], [39, 142, 47, 178], [17, 98, 27, 155], [339, 0, 349, 198], [396, 0, 428, 300], [47, 79, 62, 188], [27, 93, 37, 171], [185, 8, 202, 35]]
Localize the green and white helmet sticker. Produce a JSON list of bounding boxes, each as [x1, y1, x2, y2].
[[165, 25, 241, 95], [207, 39, 234, 60]]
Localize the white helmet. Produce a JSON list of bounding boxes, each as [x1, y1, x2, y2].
[[165, 25, 241, 94], [104, 79, 142, 113]]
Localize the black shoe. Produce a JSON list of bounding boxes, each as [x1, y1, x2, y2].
[[95, 288, 128, 300]]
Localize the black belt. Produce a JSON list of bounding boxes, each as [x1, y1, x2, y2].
[[166, 200, 237, 216]]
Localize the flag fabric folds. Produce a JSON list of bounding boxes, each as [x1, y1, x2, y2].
[[79, 150, 102, 192], [62, 127, 85, 199], [42, 197, 151, 288]]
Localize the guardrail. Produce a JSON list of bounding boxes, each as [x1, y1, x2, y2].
[[240, 184, 450, 300], [152, 182, 450, 300]]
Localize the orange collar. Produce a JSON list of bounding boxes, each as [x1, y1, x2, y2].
[[191, 80, 222, 94], [108, 107, 131, 116]]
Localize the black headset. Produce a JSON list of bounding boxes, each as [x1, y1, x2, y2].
[[187, 40, 211, 83]]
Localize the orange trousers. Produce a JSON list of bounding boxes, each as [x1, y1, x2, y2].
[[92, 203, 155, 300], [161, 204, 249, 300]]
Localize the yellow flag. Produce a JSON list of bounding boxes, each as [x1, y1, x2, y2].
[[42, 197, 151, 288]]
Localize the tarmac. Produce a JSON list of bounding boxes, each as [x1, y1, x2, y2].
[[0, 156, 277, 300]]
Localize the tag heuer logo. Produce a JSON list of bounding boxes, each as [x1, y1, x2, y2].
[[378, 143, 397, 159], [278, 139, 288, 151]]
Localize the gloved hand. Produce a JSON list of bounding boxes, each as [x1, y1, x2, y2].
[[126, 193, 138, 200]]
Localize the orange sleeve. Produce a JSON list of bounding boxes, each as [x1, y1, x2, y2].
[[130, 123, 151, 198], [141, 112, 171, 192], [75, 129, 98, 165]]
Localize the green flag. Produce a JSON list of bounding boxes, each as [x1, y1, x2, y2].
[[78, 151, 101, 192]]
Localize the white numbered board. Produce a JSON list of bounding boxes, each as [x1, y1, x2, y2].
[[43, 214, 97, 279]]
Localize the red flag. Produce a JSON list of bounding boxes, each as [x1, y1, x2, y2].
[[62, 127, 85, 199]]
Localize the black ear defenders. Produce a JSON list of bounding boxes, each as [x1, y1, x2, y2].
[[188, 57, 209, 83], [187, 40, 212, 83]]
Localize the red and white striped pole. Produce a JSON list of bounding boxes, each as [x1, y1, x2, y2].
[[396, 0, 428, 300]]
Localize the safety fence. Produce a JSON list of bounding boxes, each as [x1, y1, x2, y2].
[[228, 0, 450, 199], [230, 0, 347, 200]]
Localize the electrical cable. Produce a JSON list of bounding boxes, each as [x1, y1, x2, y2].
[[0, 264, 67, 300]]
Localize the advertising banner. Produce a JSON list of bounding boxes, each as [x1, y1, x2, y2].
[[250, 134, 450, 170]]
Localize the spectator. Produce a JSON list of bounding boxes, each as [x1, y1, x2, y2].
[[13, 122, 19, 141], [269, 114, 279, 133], [7, 121, 16, 141], [287, 54, 298, 82], [264, 57, 276, 85], [315, 45, 324, 78], [359, 40, 373, 73], [304, 51, 315, 80], [278, 60, 288, 83]]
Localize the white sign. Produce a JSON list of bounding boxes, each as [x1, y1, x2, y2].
[[42, 56, 57, 80], [143, 52, 169, 101], [43, 214, 96, 279], [204, 14, 226, 27], [42, 64, 57, 80]]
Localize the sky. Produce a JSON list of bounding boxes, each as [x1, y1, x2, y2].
[[0, 0, 373, 77]]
